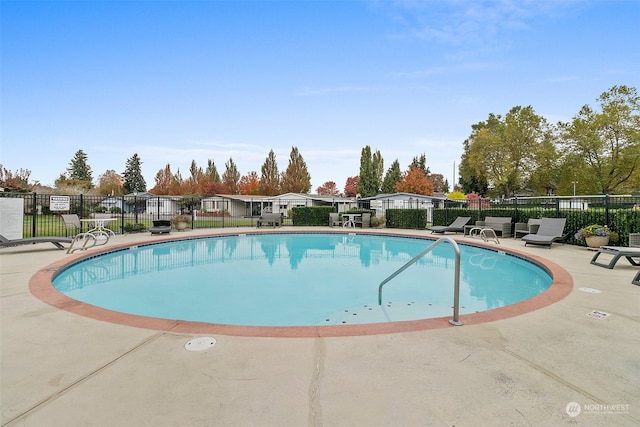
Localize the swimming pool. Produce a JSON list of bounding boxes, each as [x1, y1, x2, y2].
[[51, 233, 553, 330]]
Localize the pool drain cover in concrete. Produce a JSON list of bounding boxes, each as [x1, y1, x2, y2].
[[586, 310, 609, 320], [578, 287, 602, 294], [185, 337, 217, 351]]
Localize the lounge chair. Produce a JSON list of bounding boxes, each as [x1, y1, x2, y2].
[[149, 219, 171, 235], [429, 216, 471, 234], [590, 246, 640, 269], [521, 218, 567, 248], [633, 270, 640, 286], [0, 233, 73, 250]]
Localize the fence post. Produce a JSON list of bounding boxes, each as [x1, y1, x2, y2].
[[605, 194, 610, 226], [555, 197, 560, 218], [31, 192, 37, 237], [513, 196, 518, 222]]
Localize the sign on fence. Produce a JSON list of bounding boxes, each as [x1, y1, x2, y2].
[[49, 195, 71, 211]]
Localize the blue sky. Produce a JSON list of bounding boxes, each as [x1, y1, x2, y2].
[[2, 0, 639, 193]]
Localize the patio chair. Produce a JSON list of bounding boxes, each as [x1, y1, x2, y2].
[[329, 212, 342, 227], [61, 214, 81, 236], [590, 246, 640, 269], [633, 270, 640, 286], [0, 233, 73, 250], [429, 216, 471, 234], [521, 218, 567, 248], [355, 213, 371, 228]]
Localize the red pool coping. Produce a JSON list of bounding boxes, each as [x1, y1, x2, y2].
[[29, 230, 573, 338]]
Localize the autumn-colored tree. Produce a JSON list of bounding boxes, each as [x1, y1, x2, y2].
[[150, 164, 173, 194], [394, 165, 434, 195], [239, 171, 260, 195], [169, 169, 185, 195], [316, 181, 340, 196], [0, 165, 32, 192], [97, 170, 124, 196], [344, 176, 358, 197]]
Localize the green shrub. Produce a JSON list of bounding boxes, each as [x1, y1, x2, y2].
[[123, 222, 146, 233]]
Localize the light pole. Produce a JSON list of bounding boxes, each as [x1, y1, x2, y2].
[[572, 181, 578, 197]]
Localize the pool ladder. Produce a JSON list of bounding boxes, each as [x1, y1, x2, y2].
[[378, 236, 463, 326]]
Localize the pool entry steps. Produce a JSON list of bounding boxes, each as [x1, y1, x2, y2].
[[378, 236, 463, 326]]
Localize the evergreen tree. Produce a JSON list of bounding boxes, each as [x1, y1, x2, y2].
[[410, 153, 430, 176], [66, 149, 93, 187], [222, 157, 241, 194], [205, 159, 221, 182], [381, 159, 402, 193], [280, 146, 311, 193], [259, 149, 280, 196], [123, 153, 146, 193]]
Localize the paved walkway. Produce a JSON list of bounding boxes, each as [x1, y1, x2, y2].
[[1, 227, 639, 426]]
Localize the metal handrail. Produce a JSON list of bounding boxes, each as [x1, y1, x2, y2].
[[377, 236, 463, 326]]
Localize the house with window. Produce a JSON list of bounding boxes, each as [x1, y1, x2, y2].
[[358, 192, 451, 223]]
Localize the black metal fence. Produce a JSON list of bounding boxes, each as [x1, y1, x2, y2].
[[431, 195, 640, 246], [2, 192, 639, 247]]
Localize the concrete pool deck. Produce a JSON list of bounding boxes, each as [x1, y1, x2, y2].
[[1, 227, 639, 426]]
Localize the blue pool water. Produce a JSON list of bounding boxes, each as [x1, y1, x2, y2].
[[53, 233, 552, 326]]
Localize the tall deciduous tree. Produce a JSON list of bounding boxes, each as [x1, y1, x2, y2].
[[461, 106, 550, 198], [239, 171, 260, 195], [222, 157, 240, 194], [344, 176, 358, 197], [0, 165, 32, 192], [122, 153, 146, 194], [381, 159, 402, 193], [151, 164, 173, 195], [97, 170, 124, 196], [259, 150, 280, 196], [560, 85, 640, 194], [358, 146, 383, 197], [394, 165, 434, 195], [280, 146, 311, 193], [316, 181, 339, 196]]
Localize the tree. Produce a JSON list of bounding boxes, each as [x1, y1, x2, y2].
[[458, 138, 489, 195], [122, 153, 146, 194], [0, 165, 32, 192], [394, 165, 434, 195], [410, 153, 430, 176], [97, 170, 124, 196], [239, 171, 260, 195], [381, 159, 402, 193], [560, 85, 640, 194], [344, 176, 358, 197], [430, 173, 445, 193], [280, 146, 311, 193], [357, 146, 383, 197], [316, 181, 340, 196], [259, 150, 280, 196], [222, 157, 241, 194], [461, 106, 550, 198], [151, 164, 173, 194], [62, 149, 93, 189]]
